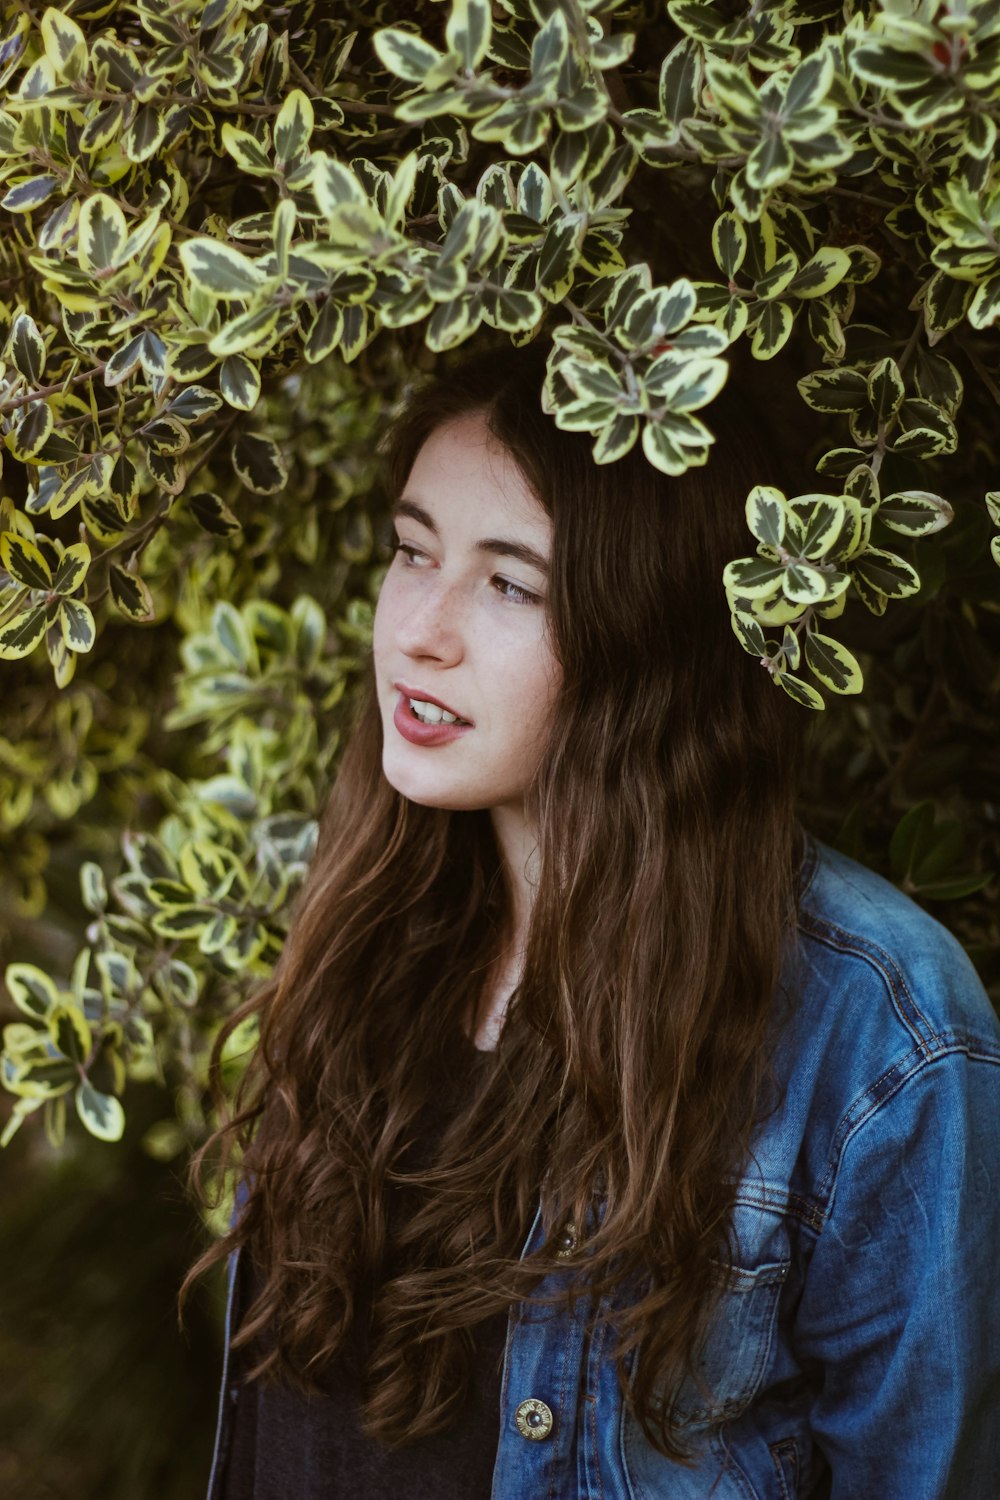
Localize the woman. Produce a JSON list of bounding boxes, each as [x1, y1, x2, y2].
[[188, 342, 1000, 1498]]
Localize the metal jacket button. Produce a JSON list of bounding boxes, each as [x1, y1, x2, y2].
[[515, 1397, 554, 1441], [554, 1220, 577, 1258]]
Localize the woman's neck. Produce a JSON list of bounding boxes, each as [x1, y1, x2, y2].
[[468, 803, 538, 1050], [489, 800, 539, 941]]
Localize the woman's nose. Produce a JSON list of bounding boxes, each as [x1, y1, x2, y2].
[[395, 576, 464, 662]]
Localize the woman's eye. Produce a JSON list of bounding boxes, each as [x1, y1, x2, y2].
[[494, 577, 540, 606], [390, 540, 424, 565], [391, 540, 540, 606]]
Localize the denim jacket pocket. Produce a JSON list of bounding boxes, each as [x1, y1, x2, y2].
[[669, 1258, 789, 1428]]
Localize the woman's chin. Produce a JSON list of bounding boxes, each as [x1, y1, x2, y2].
[[382, 760, 477, 811]]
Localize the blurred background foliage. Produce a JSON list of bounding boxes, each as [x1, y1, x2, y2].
[[0, 0, 997, 1492]]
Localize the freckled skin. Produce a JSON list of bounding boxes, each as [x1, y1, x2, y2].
[[373, 411, 562, 817]]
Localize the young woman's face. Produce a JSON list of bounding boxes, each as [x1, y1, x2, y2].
[[373, 411, 561, 813]]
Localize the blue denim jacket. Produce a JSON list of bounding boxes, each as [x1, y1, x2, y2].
[[207, 836, 1000, 1498]]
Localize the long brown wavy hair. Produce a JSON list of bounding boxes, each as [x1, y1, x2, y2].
[[183, 339, 808, 1459]]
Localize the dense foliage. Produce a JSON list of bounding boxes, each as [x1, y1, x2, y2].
[[1, 0, 997, 1166]]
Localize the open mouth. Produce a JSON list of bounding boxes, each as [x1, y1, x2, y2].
[[407, 695, 470, 727]]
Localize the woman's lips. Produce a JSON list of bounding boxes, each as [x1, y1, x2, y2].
[[392, 692, 474, 746]]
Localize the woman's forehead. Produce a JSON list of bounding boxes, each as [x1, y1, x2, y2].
[[401, 415, 551, 541]]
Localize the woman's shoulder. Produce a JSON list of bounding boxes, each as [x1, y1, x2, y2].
[[792, 832, 1000, 1057], [734, 836, 1000, 1249]]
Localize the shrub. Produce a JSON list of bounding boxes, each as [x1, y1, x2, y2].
[[1, 0, 997, 1156]]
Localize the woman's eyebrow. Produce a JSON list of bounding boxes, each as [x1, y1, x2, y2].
[[392, 497, 550, 574]]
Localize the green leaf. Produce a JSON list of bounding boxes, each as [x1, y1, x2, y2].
[[167, 385, 224, 423], [105, 332, 146, 387], [587, 142, 635, 212], [59, 598, 96, 653], [2, 175, 60, 212], [11, 311, 46, 385], [797, 497, 844, 560], [775, 671, 825, 710], [712, 212, 747, 278], [1, 1099, 45, 1147], [754, 252, 799, 301], [274, 89, 313, 165], [6, 963, 60, 1020], [0, 605, 48, 659], [426, 296, 477, 352], [1, 531, 53, 588], [797, 366, 868, 413], [851, 44, 936, 90], [166, 960, 200, 1009], [641, 420, 693, 476], [750, 300, 793, 359], [649, 357, 728, 412], [76, 1080, 125, 1142], [530, 8, 570, 83], [781, 623, 800, 672], [446, 0, 492, 70], [722, 556, 786, 598], [179, 238, 267, 299], [384, 151, 419, 230], [851, 547, 920, 599], [620, 280, 696, 349], [122, 104, 168, 163], [889, 801, 937, 882], [731, 611, 766, 656], [209, 304, 280, 359], [536, 218, 583, 299], [180, 839, 235, 898], [705, 58, 760, 122], [189, 490, 242, 536], [783, 561, 828, 604], [592, 414, 638, 464], [6, 1060, 77, 1101], [199, 913, 239, 955], [922, 270, 973, 339], [746, 132, 794, 191], [867, 357, 905, 424], [51, 541, 90, 596], [50, 1004, 91, 1063], [746, 486, 786, 548], [373, 27, 451, 84], [3, 1023, 48, 1059], [215, 601, 259, 672], [77, 193, 127, 272], [914, 873, 995, 902], [232, 431, 287, 494], [480, 284, 542, 332], [303, 299, 345, 359], [786, 248, 851, 300], [108, 450, 138, 522], [221, 124, 273, 175], [150, 905, 216, 939], [109, 564, 155, 621], [804, 630, 863, 694], [659, 38, 701, 124], [878, 490, 953, 536], [219, 354, 261, 410], [782, 49, 833, 118], [969, 274, 1000, 332], [601, 264, 651, 331], [80, 862, 108, 913], [11, 399, 55, 461]]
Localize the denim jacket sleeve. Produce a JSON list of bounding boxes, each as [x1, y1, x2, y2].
[[792, 1043, 1000, 1499]]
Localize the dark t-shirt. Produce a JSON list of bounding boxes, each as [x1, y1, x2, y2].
[[220, 1047, 509, 1500]]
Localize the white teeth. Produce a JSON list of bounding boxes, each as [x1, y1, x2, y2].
[[409, 696, 455, 724]]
